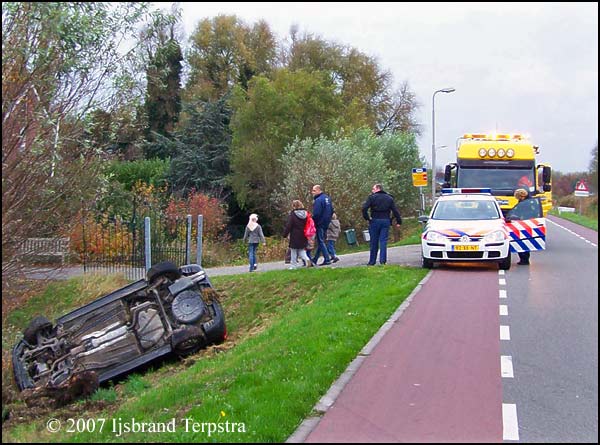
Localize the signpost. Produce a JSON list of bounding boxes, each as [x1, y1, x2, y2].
[[574, 180, 590, 214], [412, 168, 428, 212]]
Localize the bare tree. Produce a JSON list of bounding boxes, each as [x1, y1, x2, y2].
[[2, 3, 149, 288]]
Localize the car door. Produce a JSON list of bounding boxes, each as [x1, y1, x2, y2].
[[505, 197, 546, 253]]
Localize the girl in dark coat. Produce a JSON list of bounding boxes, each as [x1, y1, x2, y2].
[[283, 200, 313, 269]]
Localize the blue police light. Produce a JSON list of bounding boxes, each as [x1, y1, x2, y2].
[[441, 188, 492, 195]]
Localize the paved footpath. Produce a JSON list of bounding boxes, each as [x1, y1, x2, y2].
[[24, 244, 423, 280]]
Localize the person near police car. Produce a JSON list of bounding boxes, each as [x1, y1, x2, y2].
[[361, 183, 402, 265], [512, 188, 532, 265]]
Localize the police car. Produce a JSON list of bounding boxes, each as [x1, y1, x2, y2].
[[419, 189, 512, 269], [419, 188, 546, 270]]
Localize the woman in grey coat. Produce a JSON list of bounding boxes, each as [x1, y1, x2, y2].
[[242, 213, 266, 272]]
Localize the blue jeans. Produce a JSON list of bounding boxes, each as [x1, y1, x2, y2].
[[369, 219, 391, 264], [326, 240, 337, 258], [248, 243, 258, 271], [312, 226, 331, 264]]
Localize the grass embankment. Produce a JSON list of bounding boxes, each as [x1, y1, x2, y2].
[[549, 209, 598, 231], [3, 266, 427, 443]]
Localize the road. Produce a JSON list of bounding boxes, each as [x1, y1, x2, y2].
[[296, 215, 598, 443]]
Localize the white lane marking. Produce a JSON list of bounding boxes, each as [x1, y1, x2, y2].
[[499, 289, 507, 299], [499, 304, 508, 316], [501, 355, 514, 378], [500, 325, 511, 340], [499, 270, 505, 276], [548, 219, 598, 247], [499, 278, 506, 285], [502, 403, 519, 440]]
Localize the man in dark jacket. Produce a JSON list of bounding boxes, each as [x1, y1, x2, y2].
[[362, 183, 402, 265], [311, 184, 334, 265]]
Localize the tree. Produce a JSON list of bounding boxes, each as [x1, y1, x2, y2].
[[284, 31, 420, 135], [185, 15, 277, 101], [2, 2, 149, 285], [142, 8, 184, 157], [276, 129, 422, 231], [166, 96, 233, 196], [228, 69, 346, 222], [589, 142, 598, 192]]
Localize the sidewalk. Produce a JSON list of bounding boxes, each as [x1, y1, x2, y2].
[[24, 244, 423, 280]]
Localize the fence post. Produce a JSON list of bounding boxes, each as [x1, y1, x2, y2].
[[144, 216, 151, 272], [185, 214, 192, 265], [196, 215, 203, 266]]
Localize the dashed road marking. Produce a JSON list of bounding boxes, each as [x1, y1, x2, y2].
[[500, 325, 510, 340], [502, 403, 519, 440], [499, 304, 508, 316], [501, 355, 514, 378], [499, 289, 507, 299]]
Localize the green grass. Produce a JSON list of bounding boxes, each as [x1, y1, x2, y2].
[[550, 209, 598, 231], [3, 266, 427, 443]]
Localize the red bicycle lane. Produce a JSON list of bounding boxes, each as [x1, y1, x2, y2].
[[303, 267, 503, 443]]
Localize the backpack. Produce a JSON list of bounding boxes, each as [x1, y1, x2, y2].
[[304, 212, 316, 238]]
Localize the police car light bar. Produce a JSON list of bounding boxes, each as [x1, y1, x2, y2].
[[441, 188, 492, 195]]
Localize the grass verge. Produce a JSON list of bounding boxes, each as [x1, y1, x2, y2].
[[549, 209, 598, 231], [3, 266, 427, 443]]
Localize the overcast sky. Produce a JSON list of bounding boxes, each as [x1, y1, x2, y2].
[[172, 2, 598, 174]]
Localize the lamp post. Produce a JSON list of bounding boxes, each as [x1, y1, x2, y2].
[[431, 88, 455, 204]]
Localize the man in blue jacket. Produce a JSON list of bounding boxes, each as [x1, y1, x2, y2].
[[311, 184, 334, 265], [362, 183, 402, 265]]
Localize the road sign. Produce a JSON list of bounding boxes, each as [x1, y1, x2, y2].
[[412, 167, 428, 187], [574, 180, 590, 197]]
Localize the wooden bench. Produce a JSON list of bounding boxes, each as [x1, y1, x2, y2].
[[19, 237, 70, 264]]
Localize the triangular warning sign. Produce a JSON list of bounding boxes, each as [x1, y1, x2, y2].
[[576, 181, 589, 191]]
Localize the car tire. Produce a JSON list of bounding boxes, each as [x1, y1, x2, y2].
[[499, 255, 511, 270], [171, 326, 204, 356], [422, 256, 434, 269], [147, 261, 182, 284], [23, 316, 52, 345]]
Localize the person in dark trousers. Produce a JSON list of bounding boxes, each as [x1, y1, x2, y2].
[[513, 188, 531, 265], [362, 184, 402, 265], [311, 184, 334, 266], [242, 213, 266, 272], [283, 200, 313, 269]]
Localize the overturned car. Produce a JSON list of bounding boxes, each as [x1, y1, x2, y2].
[[12, 262, 226, 402]]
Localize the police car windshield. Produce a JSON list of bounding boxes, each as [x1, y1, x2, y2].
[[432, 200, 501, 220]]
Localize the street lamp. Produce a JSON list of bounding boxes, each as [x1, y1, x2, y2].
[[431, 87, 455, 204]]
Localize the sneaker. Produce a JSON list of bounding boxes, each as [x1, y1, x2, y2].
[[288, 266, 297, 270], [367, 263, 376, 266], [332, 257, 340, 263], [517, 261, 530, 265], [321, 261, 332, 266]]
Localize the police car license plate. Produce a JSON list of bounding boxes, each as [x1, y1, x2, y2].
[[453, 245, 479, 251]]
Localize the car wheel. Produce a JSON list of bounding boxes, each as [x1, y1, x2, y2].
[[422, 256, 434, 269], [147, 261, 182, 284], [499, 255, 511, 270], [23, 316, 52, 345]]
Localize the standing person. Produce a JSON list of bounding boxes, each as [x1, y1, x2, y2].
[[325, 212, 341, 263], [513, 188, 532, 265], [283, 200, 313, 269], [242, 213, 266, 272], [310, 184, 334, 266], [362, 183, 402, 265]]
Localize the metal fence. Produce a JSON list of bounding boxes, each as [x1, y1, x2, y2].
[[78, 207, 203, 281]]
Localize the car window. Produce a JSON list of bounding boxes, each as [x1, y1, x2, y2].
[[506, 198, 543, 220], [433, 200, 500, 220]]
